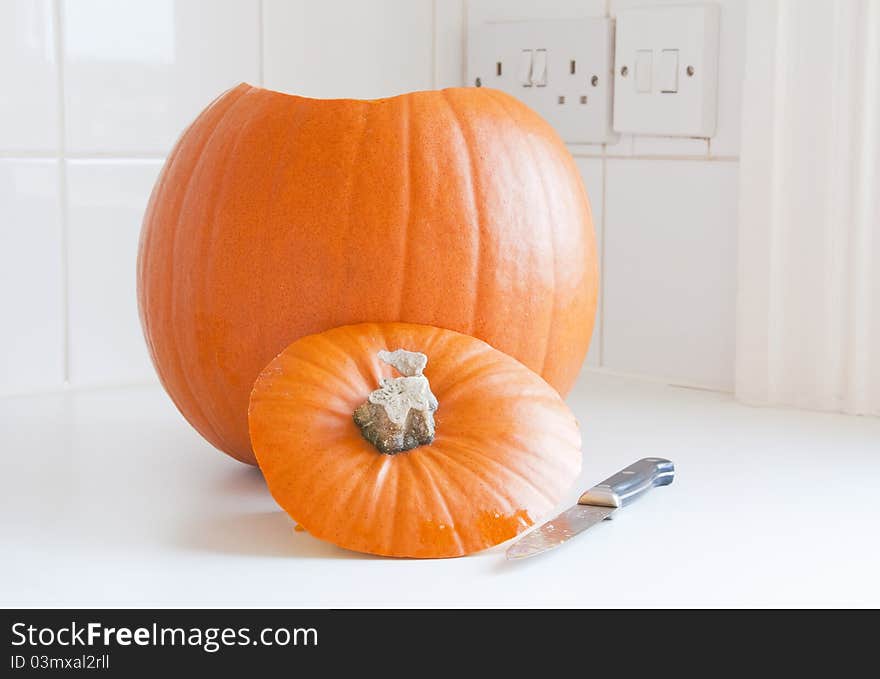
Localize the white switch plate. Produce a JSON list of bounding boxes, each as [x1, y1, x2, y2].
[[467, 18, 618, 144], [613, 5, 720, 137]]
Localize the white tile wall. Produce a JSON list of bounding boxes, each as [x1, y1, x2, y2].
[[0, 0, 59, 152], [467, 0, 607, 24], [603, 160, 738, 391], [631, 136, 708, 157], [1, 0, 745, 395], [262, 0, 434, 99], [0, 160, 64, 393], [66, 160, 163, 386], [435, 0, 466, 89], [62, 0, 261, 155], [603, 133, 634, 157]]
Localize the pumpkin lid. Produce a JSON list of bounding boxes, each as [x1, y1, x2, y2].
[[248, 322, 582, 558]]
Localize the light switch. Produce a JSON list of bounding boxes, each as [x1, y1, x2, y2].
[[659, 49, 679, 93], [519, 49, 533, 87], [532, 49, 548, 86], [635, 50, 652, 93], [613, 5, 720, 137]]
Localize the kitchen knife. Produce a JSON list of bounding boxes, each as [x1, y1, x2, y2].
[[505, 457, 675, 560]]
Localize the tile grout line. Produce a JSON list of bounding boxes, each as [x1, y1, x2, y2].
[[581, 365, 733, 394], [574, 152, 739, 162], [0, 378, 161, 401], [0, 151, 168, 160], [52, 0, 71, 387]]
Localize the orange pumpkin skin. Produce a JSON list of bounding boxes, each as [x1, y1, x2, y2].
[[248, 323, 582, 558], [138, 83, 598, 464]]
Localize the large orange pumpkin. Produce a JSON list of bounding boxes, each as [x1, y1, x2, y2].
[[248, 322, 582, 558], [138, 83, 597, 464]]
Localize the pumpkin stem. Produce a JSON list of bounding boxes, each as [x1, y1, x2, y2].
[[353, 349, 438, 454]]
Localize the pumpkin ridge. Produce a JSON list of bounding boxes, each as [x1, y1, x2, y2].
[[492, 429, 582, 490], [437, 434, 563, 506], [444, 369, 562, 409], [205, 89, 282, 446], [455, 405, 581, 453], [363, 455, 394, 554], [411, 330, 490, 390], [381, 453, 404, 555], [436, 356, 524, 403], [422, 445, 517, 531], [509, 412, 583, 451], [139, 84, 249, 401], [250, 86, 318, 374], [486, 89, 557, 377], [409, 453, 466, 554], [155, 83, 254, 456], [304, 328, 379, 395], [278, 350, 369, 408], [282, 448, 368, 538], [316, 100, 370, 336], [318, 452, 391, 554], [172, 86, 261, 456], [349, 325, 412, 394], [396, 95, 412, 321], [420, 347, 492, 403], [440, 89, 483, 340], [333, 100, 369, 332], [338, 451, 412, 557], [347, 325, 393, 390], [487, 90, 552, 372]]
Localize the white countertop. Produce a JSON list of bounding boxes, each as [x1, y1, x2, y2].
[[3, 371, 879, 608]]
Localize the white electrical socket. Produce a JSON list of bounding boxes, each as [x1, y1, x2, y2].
[[613, 5, 720, 137], [467, 18, 618, 144]]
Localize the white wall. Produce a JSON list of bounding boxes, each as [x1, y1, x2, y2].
[[0, 0, 745, 396]]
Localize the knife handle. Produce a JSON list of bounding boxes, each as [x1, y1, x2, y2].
[[578, 458, 674, 509]]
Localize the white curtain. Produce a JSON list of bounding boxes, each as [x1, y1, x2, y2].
[[736, 0, 880, 415]]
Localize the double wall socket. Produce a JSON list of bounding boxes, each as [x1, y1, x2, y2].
[[467, 18, 618, 144], [466, 5, 720, 144]]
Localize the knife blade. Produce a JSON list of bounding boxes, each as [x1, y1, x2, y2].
[[506, 457, 675, 560]]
